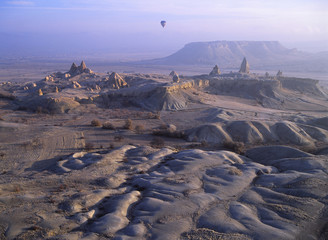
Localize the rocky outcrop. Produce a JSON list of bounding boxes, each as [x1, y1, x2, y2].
[[38, 89, 43, 96], [105, 72, 128, 89], [209, 65, 221, 76], [69, 63, 78, 74], [172, 73, 180, 83], [239, 57, 250, 74], [277, 70, 283, 77], [69, 61, 93, 76], [169, 71, 178, 77]]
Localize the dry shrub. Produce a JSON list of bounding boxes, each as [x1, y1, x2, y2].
[[152, 124, 184, 139], [91, 119, 102, 127], [222, 140, 245, 155], [84, 142, 94, 151], [147, 112, 161, 119], [13, 184, 21, 193], [228, 167, 243, 176], [135, 124, 145, 134], [36, 106, 46, 114], [114, 135, 124, 142], [150, 137, 165, 148], [123, 119, 133, 130], [102, 121, 115, 130]]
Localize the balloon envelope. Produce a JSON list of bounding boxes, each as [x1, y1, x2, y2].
[[160, 20, 166, 28]]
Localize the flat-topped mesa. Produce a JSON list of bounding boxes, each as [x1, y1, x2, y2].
[[239, 57, 250, 74], [209, 65, 221, 76], [68, 61, 93, 76]]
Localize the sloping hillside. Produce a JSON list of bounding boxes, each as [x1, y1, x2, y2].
[[143, 41, 328, 72]]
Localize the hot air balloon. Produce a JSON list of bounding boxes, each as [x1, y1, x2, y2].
[[160, 20, 166, 28]]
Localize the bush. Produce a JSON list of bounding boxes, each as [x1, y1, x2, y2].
[[135, 124, 145, 134], [102, 121, 115, 130], [91, 119, 102, 127], [114, 135, 124, 142], [123, 119, 133, 130], [147, 112, 161, 119], [84, 142, 94, 151], [150, 137, 165, 148], [222, 140, 245, 155], [152, 124, 184, 139]]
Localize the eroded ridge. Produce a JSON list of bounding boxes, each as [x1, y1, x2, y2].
[[3, 145, 323, 239]]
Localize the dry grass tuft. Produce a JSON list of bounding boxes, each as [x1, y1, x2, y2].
[[150, 137, 165, 148], [84, 142, 94, 151], [91, 119, 102, 127], [135, 124, 145, 134], [123, 119, 133, 130], [102, 121, 115, 130], [114, 135, 124, 142], [222, 140, 245, 155]]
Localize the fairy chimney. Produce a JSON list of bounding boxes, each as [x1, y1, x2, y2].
[[209, 65, 221, 76], [108, 72, 128, 89], [169, 71, 178, 77], [80, 61, 87, 71], [69, 63, 78, 74], [172, 73, 180, 83], [38, 89, 43, 96], [276, 70, 283, 77], [239, 57, 250, 74]]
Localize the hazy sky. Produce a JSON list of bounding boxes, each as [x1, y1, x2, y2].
[[1, 0, 327, 58]]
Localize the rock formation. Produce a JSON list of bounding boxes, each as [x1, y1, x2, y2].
[[72, 81, 81, 89], [239, 57, 250, 74], [277, 70, 283, 77], [172, 73, 180, 83], [38, 89, 43, 96], [68, 61, 93, 76], [209, 65, 221, 76], [69, 63, 78, 74], [106, 72, 128, 89], [80, 61, 87, 71], [169, 71, 178, 77]]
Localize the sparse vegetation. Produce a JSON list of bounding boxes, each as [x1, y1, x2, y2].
[[222, 140, 245, 155], [150, 137, 165, 148], [102, 121, 115, 130], [135, 124, 145, 134], [84, 142, 94, 151], [147, 112, 161, 119], [114, 135, 124, 142], [36, 106, 45, 114], [152, 124, 184, 139], [91, 119, 102, 127], [123, 119, 133, 130]]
